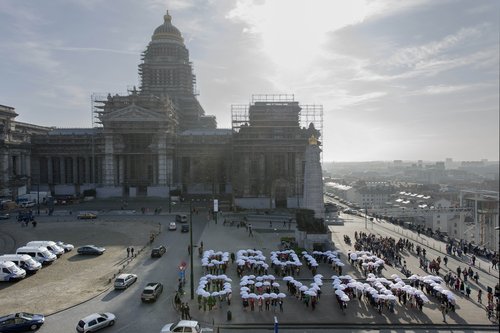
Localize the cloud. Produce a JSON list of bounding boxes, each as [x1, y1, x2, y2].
[[409, 83, 482, 96], [382, 26, 484, 69], [48, 46, 139, 55]]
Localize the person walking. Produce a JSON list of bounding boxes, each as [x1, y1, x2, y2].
[[185, 303, 191, 319], [180, 303, 186, 319], [130, 247, 134, 257], [443, 256, 448, 266], [478, 289, 483, 304], [126, 247, 130, 257], [440, 302, 448, 322], [188, 245, 191, 256]]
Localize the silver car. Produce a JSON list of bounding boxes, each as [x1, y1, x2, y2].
[[114, 273, 137, 290], [76, 313, 115, 333]]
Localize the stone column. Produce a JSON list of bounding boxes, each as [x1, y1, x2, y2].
[[84, 157, 90, 183], [118, 155, 124, 185], [47, 157, 53, 184], [20, 154, 26, 176], [72, 156, 78, 184], [0, 150, 9, 192], [258, 154, 265, 195], [59, 157, 65, 184], [157, 133, 167, 186], [103, 135, 115, 186], [25, 154, 31, 179], [243, 155, 250, 195], [15, 154, 20, 176]]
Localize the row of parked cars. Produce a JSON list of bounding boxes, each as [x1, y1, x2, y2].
[[1, 241, 106, 282], [0, 240, 72, 281], [0, 241, 74, 331]]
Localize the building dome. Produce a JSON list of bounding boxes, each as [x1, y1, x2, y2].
[[152, 11, 183, 42]]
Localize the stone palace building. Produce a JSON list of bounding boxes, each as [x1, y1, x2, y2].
[[0, 11, 323, 210]]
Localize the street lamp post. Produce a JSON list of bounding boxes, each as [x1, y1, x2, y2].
[[189, 199, 194, 300]]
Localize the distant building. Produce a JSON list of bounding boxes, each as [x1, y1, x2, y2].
[[460, 190, 499, 252]]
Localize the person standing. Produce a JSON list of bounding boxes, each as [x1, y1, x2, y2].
[[185, 303, 191, 319], [126, 247, 130, 257], [130, 247, 134, 257], [478, 289, 483, 303]]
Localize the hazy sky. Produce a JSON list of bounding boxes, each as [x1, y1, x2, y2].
[[1, 0, 498, 162]]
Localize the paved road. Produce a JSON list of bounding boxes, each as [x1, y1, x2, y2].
[[35, 213, 206, 333]]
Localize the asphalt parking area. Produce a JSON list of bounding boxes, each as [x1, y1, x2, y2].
[[0, 219, 156, 315]]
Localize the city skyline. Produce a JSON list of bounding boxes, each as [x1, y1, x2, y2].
[[0, 0, 498, 162]]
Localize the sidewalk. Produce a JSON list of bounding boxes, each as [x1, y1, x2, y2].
[[183, 215, 496, 329]]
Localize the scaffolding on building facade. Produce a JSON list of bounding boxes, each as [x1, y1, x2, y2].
[[231, 94, 324, 163], [232, 94, 323, 137]]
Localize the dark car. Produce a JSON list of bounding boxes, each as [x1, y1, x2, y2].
[[77, 245, 106, 255], [151, 246, 166, 258], [181, 224, 189, 233], [141, 282, 163, 302], [0, 312, 45, 332], [0, 213, 10, 220]]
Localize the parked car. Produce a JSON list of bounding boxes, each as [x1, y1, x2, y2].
[[151, 246, 166, 258], [160, 320, 207, 333], [114, 273, 137, 290], [0, 312, 45, 332], [168, 222, 177, 231], [77, 212, 97, 220], [0, 213, 10, 220], [76, 313, 115, 333], [77, 245, 106, 255], [55, 241, 74, 252], [141, 282, 163, 302], [181, 224, 189, 233]]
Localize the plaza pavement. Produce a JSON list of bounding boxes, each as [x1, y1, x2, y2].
[[185, 212, 499, 332]]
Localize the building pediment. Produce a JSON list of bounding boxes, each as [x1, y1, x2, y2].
[[103, 104, 167, 123]]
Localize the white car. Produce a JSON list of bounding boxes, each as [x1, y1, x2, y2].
[[168, 222, 177, 231], [161, 320, 211, 333], [56, 241, 74, 252], [76, 313, 115, 333], [114, 273, 137, 290]]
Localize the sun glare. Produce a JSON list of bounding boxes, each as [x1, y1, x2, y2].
[[228, 0, 369, 71]]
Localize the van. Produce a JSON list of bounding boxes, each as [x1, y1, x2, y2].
[[26, 241, 65, 257], [175, 214, 188, 223], [16, 246, 57, 265], [0, 254, 42, 274], [0, 261, 26, 281]]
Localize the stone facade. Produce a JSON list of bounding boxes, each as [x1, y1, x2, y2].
[[1, 12, 323, 208]]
